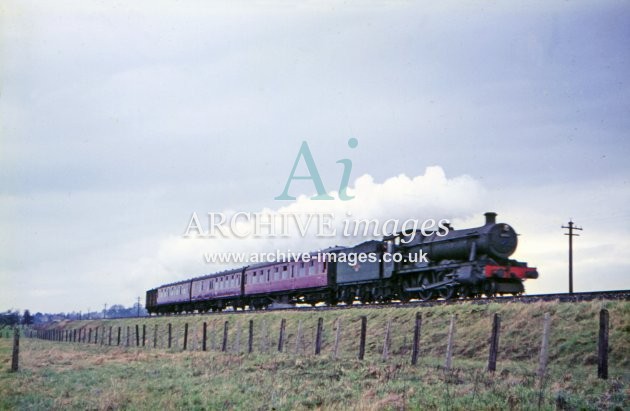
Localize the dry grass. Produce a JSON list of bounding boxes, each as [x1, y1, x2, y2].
[[1, 299, 628, 410]]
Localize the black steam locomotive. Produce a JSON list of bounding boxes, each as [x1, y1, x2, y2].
[[146, 212, 538, 314]]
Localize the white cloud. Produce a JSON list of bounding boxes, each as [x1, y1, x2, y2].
[[154, 166, 485, 275]]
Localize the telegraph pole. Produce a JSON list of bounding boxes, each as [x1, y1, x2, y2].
[[562, 220, 582, 294]]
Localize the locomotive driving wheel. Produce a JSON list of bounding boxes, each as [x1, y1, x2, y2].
[[417, 273, 434, 301], [437, 272, 457, 300], [438, 285, 457, 300]]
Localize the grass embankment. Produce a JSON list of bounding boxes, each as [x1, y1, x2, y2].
[[1, 300, 628, 410]]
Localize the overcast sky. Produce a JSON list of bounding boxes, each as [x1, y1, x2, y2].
[[1, 1, 629, 313]]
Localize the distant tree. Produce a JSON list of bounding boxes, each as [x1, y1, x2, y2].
[[34, 312, 45, 323], [0, 310, 20, 327], [22, 309, 33, 325]]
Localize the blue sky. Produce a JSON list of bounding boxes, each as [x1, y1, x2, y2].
[[1, 1, 629, 312]]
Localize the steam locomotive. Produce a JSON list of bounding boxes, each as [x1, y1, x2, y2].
[[146, 212, 538, 314]]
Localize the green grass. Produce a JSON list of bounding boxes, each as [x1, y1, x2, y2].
[[1, 300, 628, 410]]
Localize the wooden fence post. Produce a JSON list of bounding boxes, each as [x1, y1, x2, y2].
[[315, 318, 323, 355], [598, 309, 609, 380], [117, 327, 121, 346], [248, 320, 254, 354], [445, 315, 456, 370], [142, 324, 146, 347], [222, 321, 229, 352], [126, 326, 130, 347], [278, 319, 286, 352], [183, 323, 188, 350], [154, 324, 158, 349], [94, 327, 98, 344], [108, 326, 112, 345], [358, 316, 367, 360], [488, 313, 501, 372], [168, 323, 172, 349], [10, 327, 19, 372], [136, 324, 140, 347], [537, 313, 551, 382], [333, 318, 342, 359], [202, 322, 207, 351], [88, 328, 92, 344], [411, 312, 422, 365]]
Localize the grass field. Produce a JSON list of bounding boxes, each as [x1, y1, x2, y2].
[[1, 300, 628, 410]]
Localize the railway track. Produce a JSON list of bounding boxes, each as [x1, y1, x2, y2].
[[102, 289, 629, 321]]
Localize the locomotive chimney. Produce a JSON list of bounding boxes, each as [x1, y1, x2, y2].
[[484, 212, 497, 225]]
